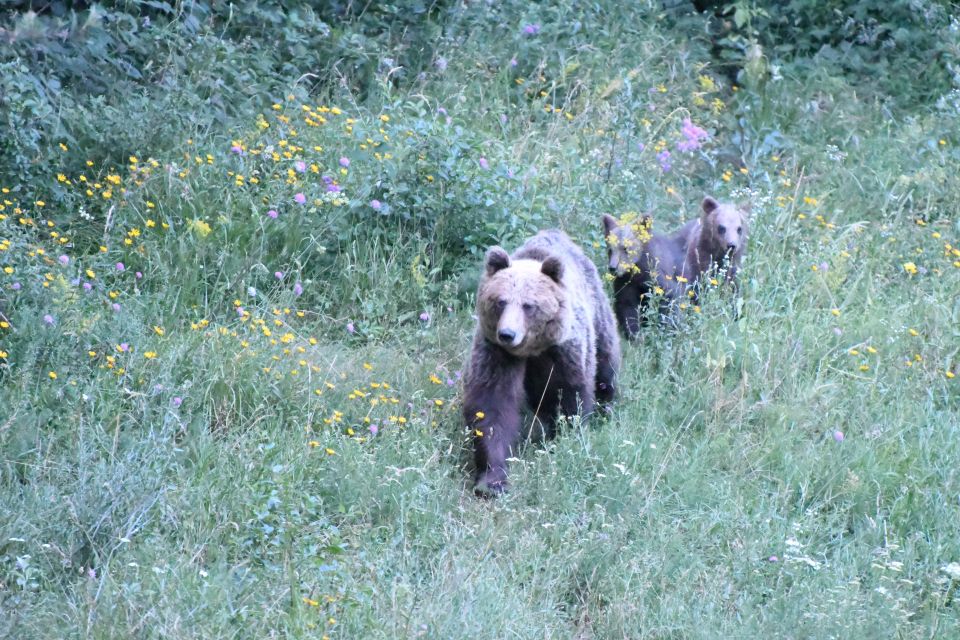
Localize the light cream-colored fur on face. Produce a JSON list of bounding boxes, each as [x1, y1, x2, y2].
[[702, 201, 748, 251], [478, 259, 568, 357]]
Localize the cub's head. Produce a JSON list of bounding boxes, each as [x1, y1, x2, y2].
[[700, 196, 749, 256], [602, 213, 652, 276], [477, 246, 567, 357]]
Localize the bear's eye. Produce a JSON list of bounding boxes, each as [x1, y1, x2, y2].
[[496, 298, 507, 310], [717, 224, 727, 235], [522, 302, 535, 313], [737, 226, 742, 235]]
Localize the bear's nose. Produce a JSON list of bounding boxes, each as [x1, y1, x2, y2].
[[497, 328, 517, 344], [726, 242, 737, 251]]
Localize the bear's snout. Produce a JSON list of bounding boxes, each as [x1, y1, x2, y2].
[[726, 241, 737, 252], [497, 326, 524, 348]]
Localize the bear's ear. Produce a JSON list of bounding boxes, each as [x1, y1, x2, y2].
[[701, 196, 719, 217], [738, 201, 752, 220], [602, 214, 618, 237], [541, 256, 564, 283], [485, 246, 510, 275]]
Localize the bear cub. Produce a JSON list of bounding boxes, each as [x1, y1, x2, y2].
[[683, 196, 748, 292], [462, 229, 621, 495], [603, 196, 748, 336], [603, 212, 697, 337]]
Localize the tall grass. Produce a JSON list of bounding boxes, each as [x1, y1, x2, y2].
[[1, 2, 959, 638]]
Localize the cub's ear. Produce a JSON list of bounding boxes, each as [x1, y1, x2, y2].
[[541, 256, 564, 283], [738, 201, 752, 220], [485, 247, 510, 275], [602, 214, 618, 237], [701, 196, 719, 216]]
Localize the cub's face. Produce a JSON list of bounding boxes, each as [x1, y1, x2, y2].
[[478, 247, 565, 357], [602, 214, 652, 276], [701, 197, 748, 256]]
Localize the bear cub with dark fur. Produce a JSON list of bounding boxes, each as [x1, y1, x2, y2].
[[603, 196, 748, 336], [462, 229, 621, 495], [603, 213, 697, 337]]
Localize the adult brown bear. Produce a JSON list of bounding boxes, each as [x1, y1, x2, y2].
[[462, 230, 621, 495]]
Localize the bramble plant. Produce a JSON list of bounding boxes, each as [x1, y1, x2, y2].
[[1, 1, 959, 638]]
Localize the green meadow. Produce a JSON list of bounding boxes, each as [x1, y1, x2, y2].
[[1, 2, 958, 637]]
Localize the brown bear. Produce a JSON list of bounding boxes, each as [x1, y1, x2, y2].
[[602, 196, 747, 336], [682, 196, 748, 291], [603, 212, 697, 337], [462, 229, 621, 495]]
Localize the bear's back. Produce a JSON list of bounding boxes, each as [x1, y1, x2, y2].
[[515, 229, 601, 297]]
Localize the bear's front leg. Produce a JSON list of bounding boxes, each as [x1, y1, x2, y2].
[[614, 291, 642, 340], [463, 339, 526, 496], [551, 343, 596, 421]]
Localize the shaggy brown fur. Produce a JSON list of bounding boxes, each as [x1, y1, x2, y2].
[[682, 196, 748, 293], [462, 229, 621, 495], [603, 213, 696, 337], [602, 196, 748, 335]]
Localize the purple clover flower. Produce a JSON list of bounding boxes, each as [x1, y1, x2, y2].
[[677, 119, 709, 152], [657, 149, 672, 173]]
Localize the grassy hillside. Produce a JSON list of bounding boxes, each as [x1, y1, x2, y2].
[[2, 2, 959, 638]]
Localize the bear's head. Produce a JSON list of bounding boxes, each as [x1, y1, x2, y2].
[[602, 213, 652, 276], [477, 246, 568, 357], [699, 196, 749, 258]]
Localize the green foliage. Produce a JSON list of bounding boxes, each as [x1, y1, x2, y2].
[[678, 0, 960, 103], [2, 0, 960, 638], [0, 0, 449, 188]]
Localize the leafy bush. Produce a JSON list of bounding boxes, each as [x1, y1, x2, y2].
[[678, 0, 959, 103], [0, 1, 448, 188]]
